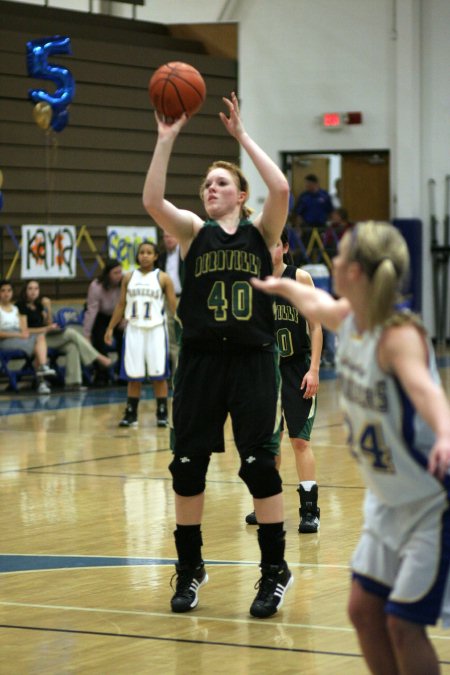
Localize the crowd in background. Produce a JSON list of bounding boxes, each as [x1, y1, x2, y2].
[[0, 234, 182, 400], [0, 179, 349, 398]]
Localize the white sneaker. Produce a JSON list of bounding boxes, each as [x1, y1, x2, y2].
[[37, 381, 51, 395], [37, 364, 56, 377]]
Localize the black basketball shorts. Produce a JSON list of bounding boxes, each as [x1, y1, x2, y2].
[[280, 357, 317, 440], [171, 344, 281, 457]]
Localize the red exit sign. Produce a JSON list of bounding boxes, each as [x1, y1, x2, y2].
[[323, 112, 343, 128], [322, 112, 363, 129]]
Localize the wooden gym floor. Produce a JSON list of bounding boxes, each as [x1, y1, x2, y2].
[[1, 353, 450, 674]]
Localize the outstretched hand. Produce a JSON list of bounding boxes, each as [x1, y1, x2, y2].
[[219, 92, 245, 140], [251, 275, 294, 298]]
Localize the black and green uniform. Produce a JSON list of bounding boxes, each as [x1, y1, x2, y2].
[[275, 265, 317, 440], [173, 218, 281, 456]]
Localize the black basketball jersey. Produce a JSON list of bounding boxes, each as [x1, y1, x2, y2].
[[274, 265, 310, 360], [177, 219, 275, 346]]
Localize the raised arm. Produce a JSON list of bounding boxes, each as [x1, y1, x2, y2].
[[251, 275, 350, 333], [142, 113, 203, 254], [219, 93, 290, 247]]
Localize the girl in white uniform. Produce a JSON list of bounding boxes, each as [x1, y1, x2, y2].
[[105, 241, 177, 428], [252, 221, 450, 675]]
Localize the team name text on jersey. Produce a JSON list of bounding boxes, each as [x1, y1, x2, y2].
[[194, 249, 261, 278]]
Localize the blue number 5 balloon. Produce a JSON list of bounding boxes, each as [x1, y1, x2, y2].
[[26, 36, 75, 132]]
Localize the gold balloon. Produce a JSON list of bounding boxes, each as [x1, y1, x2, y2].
[[0, 170, 3, 189], [33, 102, 52, 130]]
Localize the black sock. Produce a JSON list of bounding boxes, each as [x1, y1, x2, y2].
[[126, 397, 139, 413], [157, 397, 167, 413], [174, 524, 203, 568], [257, 522, 285, 567]]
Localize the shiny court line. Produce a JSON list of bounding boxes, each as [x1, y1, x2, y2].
[[1, 600, 450, 644], [0, 621, 365, 665], [0, 599, 355, 634]]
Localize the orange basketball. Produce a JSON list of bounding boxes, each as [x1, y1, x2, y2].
[[149, 62, 206, 119]]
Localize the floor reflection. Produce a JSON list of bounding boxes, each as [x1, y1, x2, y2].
[[0, 386, 160, 416]]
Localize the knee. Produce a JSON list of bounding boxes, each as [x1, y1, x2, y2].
[[169, 454, 210, 497], [348, 579, 371, 630], [239, 450, 282, 499], [347, 593, 369, 631], [64, 327, 77, 339], [386, 614, 423, 652], [348, 581, 388, 636], [291, 438, 309, 453]]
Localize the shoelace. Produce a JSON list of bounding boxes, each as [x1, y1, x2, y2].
[[170, 570, 198, 596], [253, 570, 279, 599]]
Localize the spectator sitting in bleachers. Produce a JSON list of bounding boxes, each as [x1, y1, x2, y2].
[[83, 259, 124, 385], [16, 279, 111, 392], [0, 279, 55, 394]]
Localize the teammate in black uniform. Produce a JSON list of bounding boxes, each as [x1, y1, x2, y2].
[[143, 92, 292, 619], [245, 229, 322, 532]]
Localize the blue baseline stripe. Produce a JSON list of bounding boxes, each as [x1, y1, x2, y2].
[[0, 554, 250, 574], [0, 555, 170, 573]]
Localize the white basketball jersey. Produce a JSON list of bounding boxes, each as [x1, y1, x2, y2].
[[337, 314, 444, 508], [125, 269, 165, 328]]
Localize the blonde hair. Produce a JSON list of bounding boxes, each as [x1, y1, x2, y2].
[[347, 221, 410, 329], [199, 161, 254, 219], [383, 308, 427, 335]]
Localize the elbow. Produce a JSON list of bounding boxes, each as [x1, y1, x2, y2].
[[143, 200, 166, 225], [142, 188, 165, 219], [142, 197, 171, 231], [281, 175, 290, 194], [277, 176, 290, 200], [142, 194, 157, 217], [142, 183, 156, 213]]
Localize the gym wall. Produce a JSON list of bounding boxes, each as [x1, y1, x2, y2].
[[0, 0, 238, 297]]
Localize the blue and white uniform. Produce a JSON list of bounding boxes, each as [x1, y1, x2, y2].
[[337, 314, 450, 626], [123, 269, 169, 379]]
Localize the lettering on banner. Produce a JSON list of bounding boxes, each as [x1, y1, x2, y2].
[[107, 226, 157, 272], [21, 225, 76, 278]]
